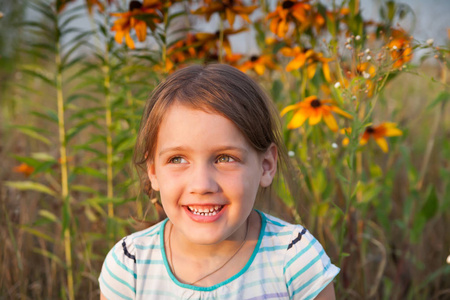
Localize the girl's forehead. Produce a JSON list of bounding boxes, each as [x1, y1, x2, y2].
[[155, 103, 253, 152]]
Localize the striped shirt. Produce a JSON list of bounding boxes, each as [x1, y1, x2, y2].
[[99, 211, 339, 299]]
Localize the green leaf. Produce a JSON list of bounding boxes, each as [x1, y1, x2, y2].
[[33, 248, 65, 267], [167, 11, 187, 26], [39, 210, 60, 223], [59, 13, 84, 31], [18, 20, 54, 34], [5, 181, 57, 197], [20, 65, 55, 86], [427, 91, 450, 110], [66, 118, 94, 142], [21, 226, 55, 243], [71, 184, 99, 194], [30, 42, 57, 54], [31, 152, 57, 162], [31, 110, 59, 123], [421, 187, 439, 220], [13, 125, 51, 145], [29, 1, 57, 23], [73, 167, 106, 180]]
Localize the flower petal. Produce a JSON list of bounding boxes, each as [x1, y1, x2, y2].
[[226, 8, 236, 27], [322, 62, 331, 82], [254, 63, 265, 75], [323, 111, 339, 132], [287, 110, 309, 129], [307, 63, 316, 79], [125, 32, 135, 49], [385, 127, 403, 137], [308, 109, 322, 125], [280, 103, 301, 116], [286, 54, 306, 71], [330, 106, 353, 119], [134, 20, 147, 42], [375, 137, 389, 152]]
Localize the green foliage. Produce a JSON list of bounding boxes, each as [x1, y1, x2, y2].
[[1, 0, 449, 299]]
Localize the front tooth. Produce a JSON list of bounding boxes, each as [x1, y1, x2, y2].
[[209, 208, 214, 212], [194, 208, 198, 212]]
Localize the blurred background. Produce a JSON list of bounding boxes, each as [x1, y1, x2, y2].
[[1, 0, 449, 299]]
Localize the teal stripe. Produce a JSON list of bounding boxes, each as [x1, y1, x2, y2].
[[303, 277, 334, 300], [265, 218, 286, 227], [264, 230, 291, 236], [112, 251, 137, 279], [100, 275, 133, 300], [287, 249, 324, 286], [292, 269, 324, 297], [136, 259, 164, 264], [135, 244, 161, 250], [134, 222, 163, 238], [105, 261, 136, 293], [284, 238, 317, 272], [259, 245, 288, 252], [248, 259, 283, 272]]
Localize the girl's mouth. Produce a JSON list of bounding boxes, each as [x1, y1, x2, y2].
[[186, 205, 224, 216]]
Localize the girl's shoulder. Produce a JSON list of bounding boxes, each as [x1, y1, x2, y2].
[[259, 211, 340, 298], [98, 219, 168, 299]]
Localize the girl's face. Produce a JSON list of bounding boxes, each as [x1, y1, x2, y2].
[[147, 103, 277, 246]]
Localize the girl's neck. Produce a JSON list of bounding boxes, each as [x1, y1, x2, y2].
[[164, 210, 262, 286], [167, 210, 260, 260]]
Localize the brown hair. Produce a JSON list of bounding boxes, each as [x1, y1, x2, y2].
[[134, 64, 300, 221]]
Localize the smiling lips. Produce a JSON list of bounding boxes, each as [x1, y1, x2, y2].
[[187, 205, 224, 216]]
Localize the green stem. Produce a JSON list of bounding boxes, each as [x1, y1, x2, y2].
[[56, 40, 74, 300], [103, 17, 114, 222]]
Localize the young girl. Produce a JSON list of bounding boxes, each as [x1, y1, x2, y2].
[[99, 64, 339, 299]]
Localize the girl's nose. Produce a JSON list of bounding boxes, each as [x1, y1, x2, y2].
[[188, 163, 219, 195]]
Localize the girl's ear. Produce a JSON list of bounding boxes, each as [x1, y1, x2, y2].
[[260, 143, 278, 188], [147, 161, 160, 191]]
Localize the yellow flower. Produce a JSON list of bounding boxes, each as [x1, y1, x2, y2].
[[111, 0, 162, 49], [238, 54, 278, 75], [387, 29, 413, 68], [266, 0, 325, 38], [342, 123, 403, 152], [356, 62, 376, 97], [281, 46, 332, 81], [192, 0, 257, 28], [281, 96, 352, 132]]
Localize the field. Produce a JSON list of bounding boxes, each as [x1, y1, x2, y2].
[[0, 0, 449, 299]]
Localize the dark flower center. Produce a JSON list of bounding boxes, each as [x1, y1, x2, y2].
[[282, 1, 295, 9], [366, 126, 375, 134], [310, 99, 321, 108], [129, 0, 143, 11], [250, 55, 259, 62]]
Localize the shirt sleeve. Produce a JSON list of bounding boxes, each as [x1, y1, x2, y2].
[[99, 237, 137, 300], [283, 226, 340, 300]]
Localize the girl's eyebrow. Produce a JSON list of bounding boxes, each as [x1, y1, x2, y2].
[[158, 146, 248, 157]]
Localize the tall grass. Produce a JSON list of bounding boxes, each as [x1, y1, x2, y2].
[[1, 0, 449, 299]]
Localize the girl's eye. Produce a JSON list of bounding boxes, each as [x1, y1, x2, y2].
[[169, 157, 187, 164], [216, 155, 235, 163]]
